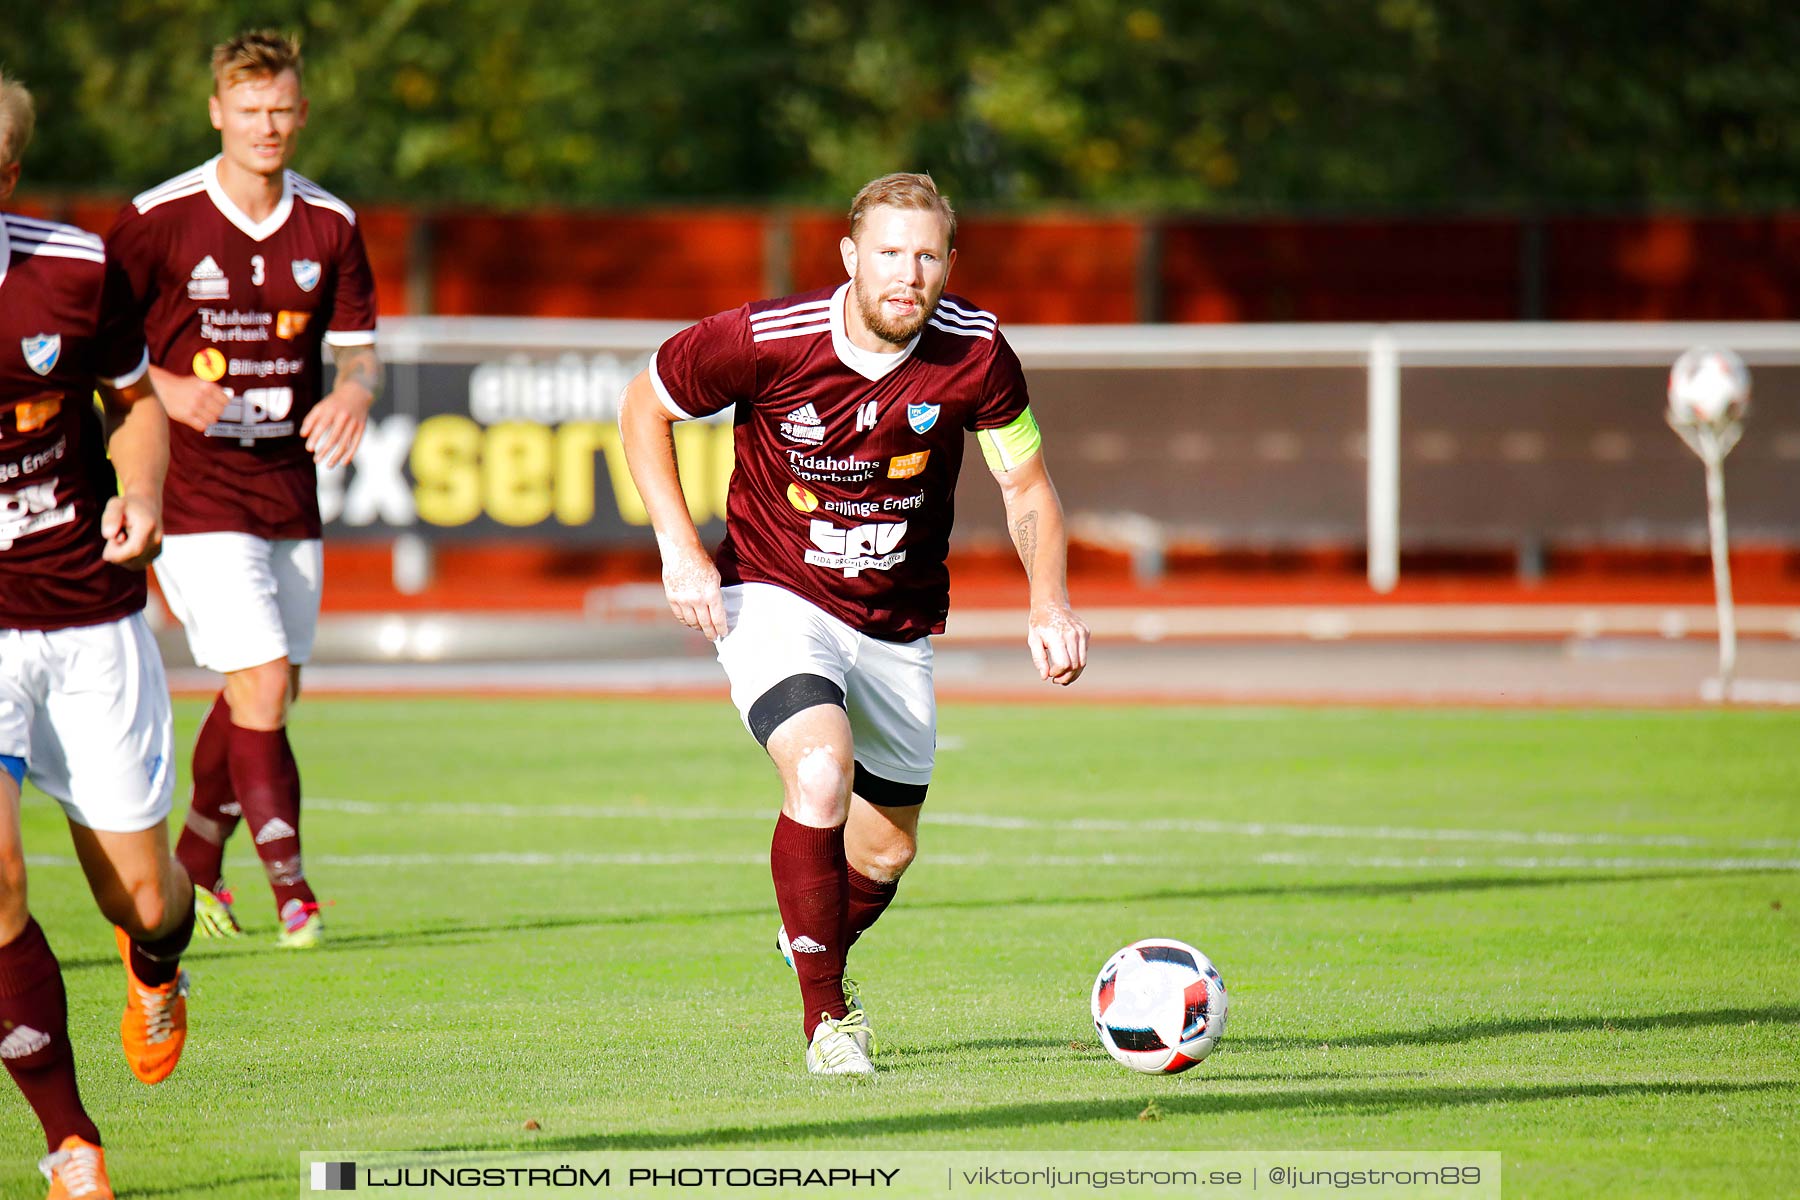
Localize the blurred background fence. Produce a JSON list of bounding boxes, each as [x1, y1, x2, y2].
[[300, 316, 1800, 609]]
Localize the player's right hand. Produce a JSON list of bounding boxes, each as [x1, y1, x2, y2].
[[662, 550, 727, 640], [99, 493, 163, 570], [157, 373, 231, 432]]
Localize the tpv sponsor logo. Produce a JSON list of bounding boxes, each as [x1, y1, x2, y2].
[[804, 519, 907, 578]]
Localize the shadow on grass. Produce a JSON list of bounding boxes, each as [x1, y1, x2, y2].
[[133, 1168, 296, 1197], [57, 905, 776, 971], [1233, 1003, 1800, 1052], [56, 865, 1775, 972], [432, 1078, 1790, 1153], [909, 868, 1793, 913]]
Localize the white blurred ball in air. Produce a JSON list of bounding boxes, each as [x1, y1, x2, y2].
[[1668, 346, 1751, 426]]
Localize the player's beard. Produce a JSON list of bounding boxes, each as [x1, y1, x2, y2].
[[852, 274, 940, 347]]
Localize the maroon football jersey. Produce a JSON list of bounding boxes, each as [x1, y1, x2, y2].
[[651, 283, 1029, 641], [106, 157, 377, 539], [0, 213, 152, 630]]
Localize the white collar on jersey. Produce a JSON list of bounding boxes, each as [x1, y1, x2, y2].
[[0, 214, 10, 292], [829, 282, 920, 382], [201, 155, 294, 242]]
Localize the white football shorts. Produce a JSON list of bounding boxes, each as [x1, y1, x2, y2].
[[0, 612, 175, 831], [154, 533, 323, 673], [715, 582, 935, 796]]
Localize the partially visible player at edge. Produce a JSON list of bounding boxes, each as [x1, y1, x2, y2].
[[620, 173, 1088, 1076], [0, 70, 196, 1200], [106, 31, 380, 948]]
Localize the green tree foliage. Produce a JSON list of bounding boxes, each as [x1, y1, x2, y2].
[[8, 0, 1797, 210]]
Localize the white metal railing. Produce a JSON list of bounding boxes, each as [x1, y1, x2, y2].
[[376, 317, 1800, 592]]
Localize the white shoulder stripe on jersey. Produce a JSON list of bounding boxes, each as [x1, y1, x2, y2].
[[748, 308, 834, 332], [928, 317, 994, 341], [131, 168, 207, 210], [133, 182, 207, 214], [936, 298, 998, 327], [751, 322, 832, 343], [750, 298, 833, 324], [6, 224, 104, 254], [12, 241, 106, 266], [7, 214, 97, 236], [647, 351, 700, 421], [289, 174, 358, 225], [931, 308, 998, 334]]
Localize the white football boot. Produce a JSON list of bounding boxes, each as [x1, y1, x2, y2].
[[778, 923, 876, 1056], [806, 1012, 875, 1076]]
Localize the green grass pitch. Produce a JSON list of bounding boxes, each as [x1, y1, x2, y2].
[[4, 698, 1796, 1197]]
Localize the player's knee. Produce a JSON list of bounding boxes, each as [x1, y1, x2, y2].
[[113, 873, 173, 940], [788, 745, 852, 825], [226, 662, 292, 729], [860, 837, 916, 882]]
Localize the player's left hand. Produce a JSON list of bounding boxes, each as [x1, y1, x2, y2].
[[99, 493, 162, 569], [301, 387, 372, 469], [1027, 600, 1089, 686]]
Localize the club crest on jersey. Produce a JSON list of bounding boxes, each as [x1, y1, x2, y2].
[[291, 259, 322, 292], [906, 402, 940, 434], [20, 334, 60, 376]]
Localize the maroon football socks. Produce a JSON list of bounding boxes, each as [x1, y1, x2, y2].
[[174, 692, 238, 893], [125, 894, 196, 989], [225, 723, 317, 913], [0, 920, 100, 1152], [770, 814, 850, 1039], [846, 865, 897, 948]]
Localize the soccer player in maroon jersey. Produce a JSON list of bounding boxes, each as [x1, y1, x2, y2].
[[620, 173, 1089, 1075], [107, 32, 381, 949], [0, 71, 197, 1200]]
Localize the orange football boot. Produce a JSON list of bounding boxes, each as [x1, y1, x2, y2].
[[38, 1135, 112, 1199], [113, 927, 189, 1085]]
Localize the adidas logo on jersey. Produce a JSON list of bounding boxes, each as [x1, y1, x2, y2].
[[187, 255, 229, 300], [788, 935, 828, 954], [0, 1024, 50, 1060], [780, 402, 827, 445], [254, 817, 297, 845]]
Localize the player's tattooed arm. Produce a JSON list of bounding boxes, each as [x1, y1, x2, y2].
[[303, 344, 383, 469], [991, 452, 1089, 686], [1011, 511, 1040, 581], [331, 343, 383, 402]]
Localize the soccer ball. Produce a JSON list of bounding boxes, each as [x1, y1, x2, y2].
[[1091, 938, 1228, 1074], [1668, 346, 1750, 427]]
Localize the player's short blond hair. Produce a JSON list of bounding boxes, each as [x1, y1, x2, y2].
[[211, 30, 303, 93], [849, 173, 957, 250], [0, 69, 35, 168]]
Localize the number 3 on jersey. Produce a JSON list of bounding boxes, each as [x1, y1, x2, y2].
[[250, 254, 265, 286]]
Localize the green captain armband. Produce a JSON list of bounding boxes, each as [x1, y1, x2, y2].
[[976, 407, 1043, 472]]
